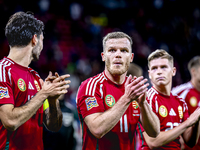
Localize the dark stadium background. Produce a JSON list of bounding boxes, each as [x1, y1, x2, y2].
[[0, 0, 200, 149]]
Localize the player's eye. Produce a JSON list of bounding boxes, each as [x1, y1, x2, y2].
[[161, 66, 167, 69], [151, 67, 157, 70], [109, 49, 116, 52], [121, 49, 128, 52]]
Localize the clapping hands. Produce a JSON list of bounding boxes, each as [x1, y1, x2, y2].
[[39, 71, 71, 101]]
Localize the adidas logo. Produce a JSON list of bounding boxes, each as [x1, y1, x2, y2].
[[28, 82, 34, 90], [169, 108, 176, 116]]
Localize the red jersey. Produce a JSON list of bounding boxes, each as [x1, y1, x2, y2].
[[172, 82, 200, 150], [137, 87, 189, 150], [76, 72, 141, 150], [0, 57, 43, 150]]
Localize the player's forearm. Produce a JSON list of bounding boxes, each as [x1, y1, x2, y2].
[[43, 99, 63, 132], [85, 95, 130, 138], [144, 129, 184, 149], [3, 91, 46, 131], [144, 119, 192, 149], [140, 101, 160, 137]]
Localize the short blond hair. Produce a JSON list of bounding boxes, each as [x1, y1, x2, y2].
[[188, 56, 200, 72], [148, 49, 174, 68], [102, 31, 132, 51]]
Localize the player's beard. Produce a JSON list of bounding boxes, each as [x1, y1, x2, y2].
[[105, 58, 130, 76], [32, 41, 42, 61]]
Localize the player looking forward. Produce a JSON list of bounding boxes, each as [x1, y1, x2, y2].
[[76, 31, 160, 150], [137, 49, 200, 150]]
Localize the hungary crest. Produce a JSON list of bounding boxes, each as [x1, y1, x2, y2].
[[105, 95, 115, 107], [159, 105, 168, 117], [17, 78, 26, 92]]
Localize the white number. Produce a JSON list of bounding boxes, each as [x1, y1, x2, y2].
[[165, 122, 179, 131], [120, 114, 128, 133]]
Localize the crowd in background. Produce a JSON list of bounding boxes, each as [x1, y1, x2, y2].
[[1, 0, 200, 149]]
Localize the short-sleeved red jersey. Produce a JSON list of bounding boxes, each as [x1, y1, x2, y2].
[[0, 57, 43, 150], [172, 82, 200, 150], [137, 87, 189, 150], [76, 72, 141, 150]]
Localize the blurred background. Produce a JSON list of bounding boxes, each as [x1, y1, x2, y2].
[[0, 0, 200, 149]]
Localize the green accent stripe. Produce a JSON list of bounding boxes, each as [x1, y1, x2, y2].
[[5, 132, 10, 150], [137, 123, 144, 146], [96, 139, 99, 150], [5, 140, 9, 150]]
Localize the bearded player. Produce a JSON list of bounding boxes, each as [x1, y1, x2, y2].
[[76, 31, 160, 150], [0, 11, 71, 150]]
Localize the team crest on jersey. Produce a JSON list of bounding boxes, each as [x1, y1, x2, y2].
[[34, 80, 40, 91], [132, 100, 139, 116], [132, 100, 139, 109], [85, 97, 99, 110], [0, 86, 10, 99], [189, 97, 197, 107], [17, 78, 26, 92], [159, 105, 168, 117], [105, 95, 115, 107], [178, 106, 183, 119]]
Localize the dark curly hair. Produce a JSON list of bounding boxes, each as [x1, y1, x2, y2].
[[5, 11, 44, 47]]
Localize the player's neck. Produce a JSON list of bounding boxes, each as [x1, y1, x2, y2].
[[191, 79, 200, 92], [154, 84, 171, 96], [105, 69, 126, 84], [7, 46, 32, 68]]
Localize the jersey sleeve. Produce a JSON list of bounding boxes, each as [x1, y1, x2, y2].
[[76, 79, 105, 119], [0, 70, 14, 105]]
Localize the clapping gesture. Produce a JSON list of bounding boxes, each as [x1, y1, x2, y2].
[[124, 75, 149, 106], [39, 71, 71, 101]]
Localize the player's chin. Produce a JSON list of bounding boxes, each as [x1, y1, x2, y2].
[[157, 82, 167, 86], [111, 69, 125, 75]]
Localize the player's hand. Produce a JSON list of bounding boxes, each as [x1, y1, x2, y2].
[[124, 75, 149, 104], [40, 72, 71, 100], [49, 72, 71, 100], [45, 71, 57, 82], [137, 92, 148, 106], [187, 108, 200, 127]]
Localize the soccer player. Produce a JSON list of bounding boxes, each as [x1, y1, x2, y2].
[[172, 56, 200, 150], [137, 49, 200, 150], [76, 31, 160, 150], [0, 11, 71, 150]]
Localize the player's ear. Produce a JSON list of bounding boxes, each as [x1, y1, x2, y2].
[[191, 68, 195, 76], [101, 52, 105, 61], [32, 34, 38, 46], [172, 67, 176, 76], [148, 70, 151, 79], [130, 53, 134, 62]]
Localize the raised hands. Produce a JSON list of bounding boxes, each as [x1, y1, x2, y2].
[[39, 71, 71, 100], [124, 75, 149, 106], [187, 107, 200, 127]]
